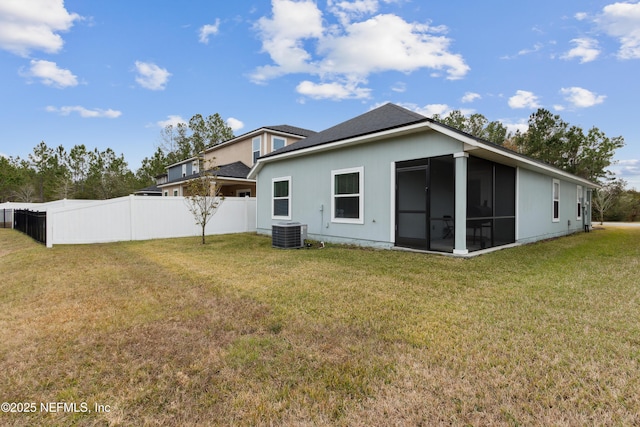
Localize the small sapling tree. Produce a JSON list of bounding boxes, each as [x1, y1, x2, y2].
[[184, 158, 224, 244]]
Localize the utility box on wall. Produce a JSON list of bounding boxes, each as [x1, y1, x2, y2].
[[272, 222, 307, 249]]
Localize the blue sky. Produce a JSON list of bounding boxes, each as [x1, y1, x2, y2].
[[1, 0, 639, 188]]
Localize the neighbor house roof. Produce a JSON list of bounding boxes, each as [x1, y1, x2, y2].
[[158, 161, 253, 188], [133, 185, 162, 196]]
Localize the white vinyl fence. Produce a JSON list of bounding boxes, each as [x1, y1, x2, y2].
[[2, 196, 256, 247]]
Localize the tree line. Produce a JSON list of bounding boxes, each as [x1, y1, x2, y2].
[[1, 109, 637, 221], [0, 113, 234, 203]]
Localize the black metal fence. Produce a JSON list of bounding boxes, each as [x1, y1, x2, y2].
[[14, 209, 47, 245]]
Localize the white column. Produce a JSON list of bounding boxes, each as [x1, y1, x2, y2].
[[453, 152, 468, 255]]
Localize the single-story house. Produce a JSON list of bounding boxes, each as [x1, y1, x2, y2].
[[248, 103, 597, 255]]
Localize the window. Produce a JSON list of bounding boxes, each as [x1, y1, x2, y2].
[[182, 164, 186, 177], [577, 185, 582, 220], [272, 136, 286, 152], [552, 179, 560, 222], [173, 189, 178, 197], [237, 189, 251, 197], [272, 177, 291, 219], [252, 137, 261, 164], [332, 167, 364, 224], [164, 191, 168, 197], [192, 159, 199, 175]]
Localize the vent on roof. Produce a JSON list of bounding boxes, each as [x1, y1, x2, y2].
[[272, 222, 307, 249]]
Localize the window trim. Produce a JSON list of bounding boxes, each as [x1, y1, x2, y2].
[[552, 179, 560, 222], [271, 136, 286, 152], [577, 185, 582, 221], [331, 166, 364, 224], [252, 136, 261, 165], [272, 176, 291, 220]]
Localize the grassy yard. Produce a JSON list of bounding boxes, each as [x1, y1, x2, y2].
[[1, 227, 639, 426]]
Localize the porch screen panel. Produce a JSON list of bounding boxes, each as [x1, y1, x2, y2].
[[396, 167, 428, 244], [495, 164, 515, 217], [429, 156, 455, 252], [466, 156, 515, 251]]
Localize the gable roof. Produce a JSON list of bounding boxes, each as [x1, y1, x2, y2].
[[249, 103, 598, 188], [203, 124, 317, 154], [261, 103, 427, 158]]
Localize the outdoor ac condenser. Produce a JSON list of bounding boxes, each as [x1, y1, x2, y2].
[[272, 222, 307, 249]]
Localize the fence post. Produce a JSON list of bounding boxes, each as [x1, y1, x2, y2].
[[129, 194, 136, 241], [46, 209, 53, 248]]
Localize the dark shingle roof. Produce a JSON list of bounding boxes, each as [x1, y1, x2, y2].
[[160, 161, 252, 186], [262, 125, 317, 138], [262, 103, 428, 158], [134, 185, 162, 195], [216, 161, 251, 179]]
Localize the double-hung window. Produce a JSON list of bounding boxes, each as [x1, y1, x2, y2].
[[577, 185, 582, 220], [252, 137, 261, 164], [552, 179, 560, 222], [331, 167, 364, 224], [272, 136, 286, 152], [272, 177, 291, 220]]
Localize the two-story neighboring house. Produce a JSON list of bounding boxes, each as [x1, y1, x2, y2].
[[157, 125, 316, 197]]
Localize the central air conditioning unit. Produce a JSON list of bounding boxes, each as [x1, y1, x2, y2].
[[272, 222, 307, 249]]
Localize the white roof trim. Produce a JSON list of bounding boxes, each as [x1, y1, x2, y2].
[[157, 176, 255, 188], [203, 127, 311, 155]]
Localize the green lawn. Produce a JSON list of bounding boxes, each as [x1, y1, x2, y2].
[[1, 228, 639, 426]]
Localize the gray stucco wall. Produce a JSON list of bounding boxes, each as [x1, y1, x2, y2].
[[517, 167, 588, 243], [256, 130, 463, 247]]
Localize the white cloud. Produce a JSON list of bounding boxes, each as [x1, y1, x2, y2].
[[318, 14, 469, 79], [0, 0, 81, 56], [596, 1, 640, 59], [46, 105, 122, 118], [21, 59, 78, 88], [560, 86, 606, 108], [608, 159, 640, 189], [252, 0, 469, 100], [134, 61, 171, 90], [391, 102, 450, 118], [391, 81, 406, 93], [500, 118, 529, 135], [461, 92, 481, 103], [156, 115, 187, 128], [199, 20, 220, 44], [508, 90, 541, 109], [517, 42, 543, 56], [226, 117, 244, 132], [575, 12, 589, 21], [561, 38, 600, 63], [296, 80, 371, 100], [328, 0, 379, 25]]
